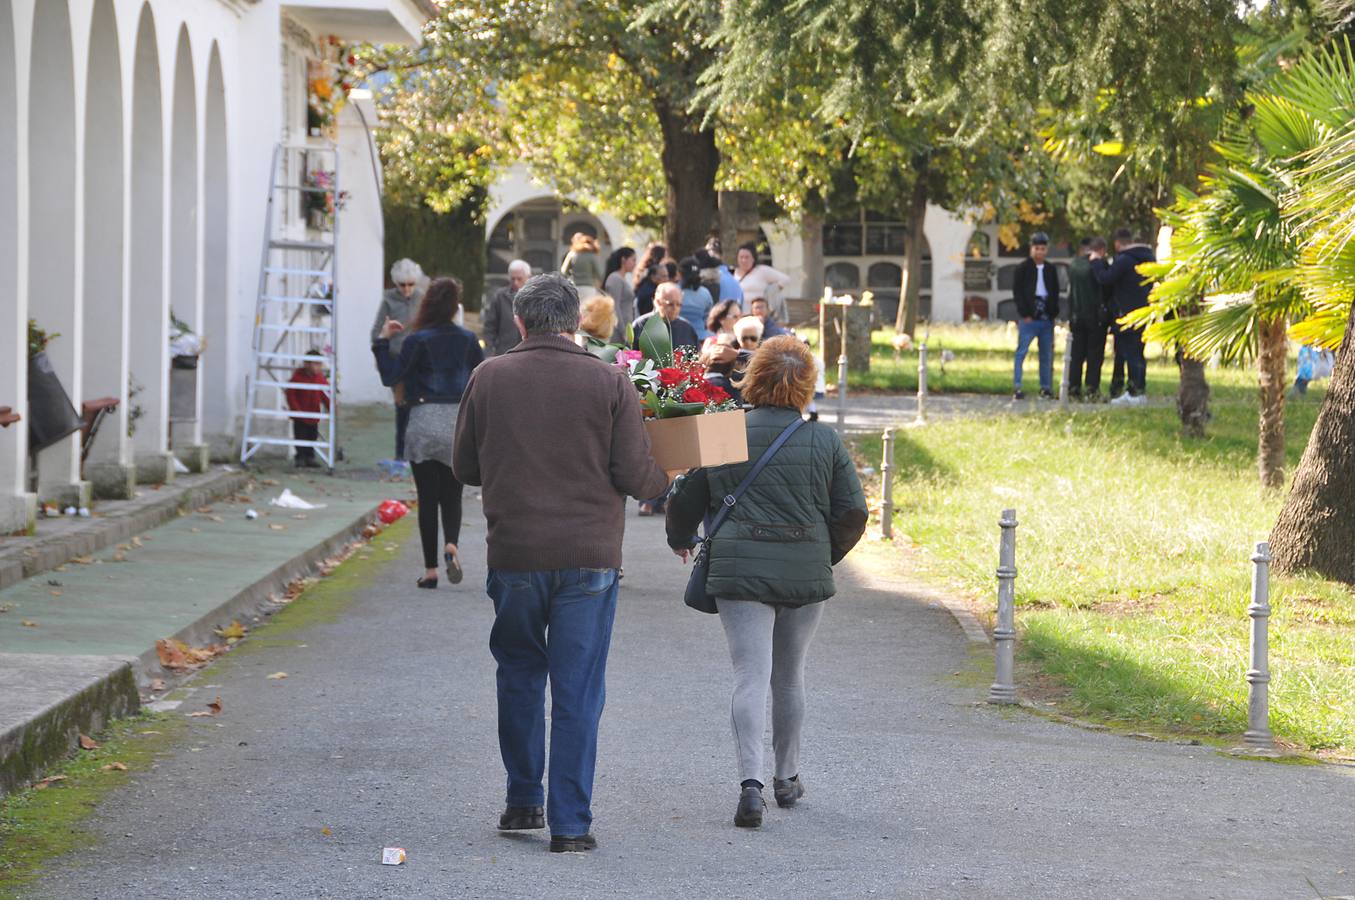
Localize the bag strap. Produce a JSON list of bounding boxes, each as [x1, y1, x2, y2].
[[702, 415, 806, 542]]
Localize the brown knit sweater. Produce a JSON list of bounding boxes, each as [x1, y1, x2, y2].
[[452, 334, 669, 571]]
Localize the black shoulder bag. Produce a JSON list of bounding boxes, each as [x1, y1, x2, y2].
[[683, 416, 806, 614]]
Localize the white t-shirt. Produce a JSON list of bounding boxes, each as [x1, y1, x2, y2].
[[737, 264, 791, 320], [1034, 263, 1048, 298]]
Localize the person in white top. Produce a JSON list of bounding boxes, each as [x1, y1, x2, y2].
[[734, 242, 791, 322]]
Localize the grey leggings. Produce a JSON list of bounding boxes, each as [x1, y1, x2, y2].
[[717, 598, 825, 784]]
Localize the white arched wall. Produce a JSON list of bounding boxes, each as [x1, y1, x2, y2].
[[127, 2, 170, 482], [923, 204, 972, 324], [484, 166, 651, 259], [168, 24, 202, 459], [201, 41, 230, 451], [81, 0, 133, 498], [28, 0, 84, 504], [0, 0, 31, 533]]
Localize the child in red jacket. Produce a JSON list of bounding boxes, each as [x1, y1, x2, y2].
[[285, 350, 330, 467]]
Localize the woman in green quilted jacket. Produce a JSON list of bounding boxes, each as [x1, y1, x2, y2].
[[666, 335, 868, 828]]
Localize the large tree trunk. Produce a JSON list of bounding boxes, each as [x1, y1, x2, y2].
[[1177, 354, 1210, 438], [655, 100, 719, 260], [894, 170, 928, 337], [1257, 318, 1288, 490], [1271, 302, 1355, 584]]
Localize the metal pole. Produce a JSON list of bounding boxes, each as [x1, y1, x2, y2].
[[1244, 541, 1275, 749], [836, 305, 848, 433], [916, 342, 929, 424], [880, 428, 894, 540], [988, 508, 1018, 704], [1059, 328, 1073, 407]]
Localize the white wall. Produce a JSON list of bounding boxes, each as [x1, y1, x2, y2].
[[334, 92, 387, 405]]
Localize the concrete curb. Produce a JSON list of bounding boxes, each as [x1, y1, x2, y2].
[[0, 502, 380, 797], [0, 469, 250, 591], [136, 505, 382, 683]]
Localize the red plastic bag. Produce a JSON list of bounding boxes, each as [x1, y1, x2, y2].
[[377, 499, 408, 524]]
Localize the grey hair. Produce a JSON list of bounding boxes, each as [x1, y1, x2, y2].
[[390, 258, 424, 284], [733, 315, 764, 340], [507, 259, 531, 276], [513, 273, 580, 336]]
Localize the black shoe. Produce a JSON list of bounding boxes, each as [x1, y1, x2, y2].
[[1039, 388, 1054, 400], [444, 549, 463, 585], [416, 575, 437, 589], [498, 805, 544, 830], [550, 832, 597, 852], [734, 785, 765, 828], [1013, 389, 1025, 400], [773, 775, 804, 808]]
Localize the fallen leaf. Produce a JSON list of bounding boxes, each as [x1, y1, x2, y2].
[[49, 590, 62, 597], [149, 678, 166, 692], [187, 711, 213, 718], [79, 734, 100, 750], [207, 696, 223, 716], [131, 536, 144, 548], [321, 826, 332, 836], [101, 762, 128, 772], [155, 639, 227, 671], [21, 620, 38, 627], [110, 552, 126, 562], [70, 555, 94, 565], [189, 527, 201, 534], [268, 523, 286, 531], [260, 478, 280, 486], [215, 621, 247, 642], [34, 775, 68, 789], [138, 730, 162, 735], [196, 506, 214, 514], [292, 513, 308, 520], [209, 515, 224, 523], [266, 672, 288, 680]]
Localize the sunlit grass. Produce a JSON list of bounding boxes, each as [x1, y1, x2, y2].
[[853, 395, 1355, 752]]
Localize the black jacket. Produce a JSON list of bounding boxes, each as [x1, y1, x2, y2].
[[1091, 244, 1156, 317], [373, 323, 484, 404], [630, 312, 699, 351], [1011, 258, 1061, 321]]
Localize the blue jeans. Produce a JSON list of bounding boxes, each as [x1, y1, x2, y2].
[[488, 566, 620, 836], [1014, 319, 1054, 391]]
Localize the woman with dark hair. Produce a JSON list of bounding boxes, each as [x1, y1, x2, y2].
[[632, 244, 667, 317], [734, 241, 791, 322], [703, 299, 743, 351], [665, 335, 867, 828], [373, 277, 485, 589], [678, 256, 714, 341], [603, 247, 638, 333]]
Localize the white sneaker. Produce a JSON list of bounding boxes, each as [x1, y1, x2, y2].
[[1109, 392, 1134, 406]]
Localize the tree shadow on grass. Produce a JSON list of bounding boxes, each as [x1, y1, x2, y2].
[[1018, 614, 1246, 741]]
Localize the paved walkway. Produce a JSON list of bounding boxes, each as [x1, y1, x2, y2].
[[23, 495, 1355, 899]]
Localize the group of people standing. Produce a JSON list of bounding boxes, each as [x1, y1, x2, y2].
[[1011, 228, 1156, 405], [359, 248, 865, 852]]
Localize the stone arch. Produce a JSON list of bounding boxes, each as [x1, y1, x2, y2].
[[28, 0, 80, 491], [168, 24, 198, 449], [81, 0, 127, 474], [201, 42, 229, 442], [128, 2, 166, 463], [0, 0, 22, 517]]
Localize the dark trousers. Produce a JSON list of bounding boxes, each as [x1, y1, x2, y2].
[[1115, 327, 1148, 395], [395, 404, 411, 460], [1069, 322, 1107, 394], [410, 460, 463, 568], [292, 419, 318, 461], [488, 567, 620, 836], [1110, 327, 1126, 396]]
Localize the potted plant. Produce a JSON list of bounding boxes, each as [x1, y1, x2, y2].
[[26, 319, 83, 452], [591, 315, 748, 471]]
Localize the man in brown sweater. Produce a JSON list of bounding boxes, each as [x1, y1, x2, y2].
[[453, 273, 669, 853]]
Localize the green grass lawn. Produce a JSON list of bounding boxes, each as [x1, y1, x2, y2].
[[808, 322, 1277, 399], [852, 391, 1355, 755]]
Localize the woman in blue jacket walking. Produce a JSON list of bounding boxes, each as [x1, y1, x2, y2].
[[373, 278, 484, 588]]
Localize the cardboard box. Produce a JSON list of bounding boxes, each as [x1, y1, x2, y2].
[[644, 409, 749, 470]]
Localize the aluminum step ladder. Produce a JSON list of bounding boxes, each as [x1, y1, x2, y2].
[[241, 142, 340, 468]]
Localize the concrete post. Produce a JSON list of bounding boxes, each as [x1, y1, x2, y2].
[[1244, 541, 1276, 749], [916, 342, 929, 424], [1059, 329, 1073, 407], [988, 508, 1018, 704], [880, 428, 894, 540]]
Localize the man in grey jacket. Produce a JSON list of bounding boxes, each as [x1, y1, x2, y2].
[[482, 259, 530, 356]]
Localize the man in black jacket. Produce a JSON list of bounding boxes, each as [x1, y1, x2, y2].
[[631, 282, 699, 352], [1010, 232, 1061, 400], [1091, 228, 1155, 405]]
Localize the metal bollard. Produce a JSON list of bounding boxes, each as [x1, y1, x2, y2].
[[988, 508, 1018, 704], [1059, 329, 1073, 407], [880, 428, 895, 539], [1244, 542, 1276, 749], [916, 342, 929, 424], [836, 351, 848, 432]]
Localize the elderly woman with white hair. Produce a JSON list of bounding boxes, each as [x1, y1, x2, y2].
[[371, 258, 427, 460], [483, 259, 531, 357], [732, 314, 765, 351]]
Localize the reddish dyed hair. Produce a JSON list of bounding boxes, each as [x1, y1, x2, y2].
[[741, 335, 816, 410]]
